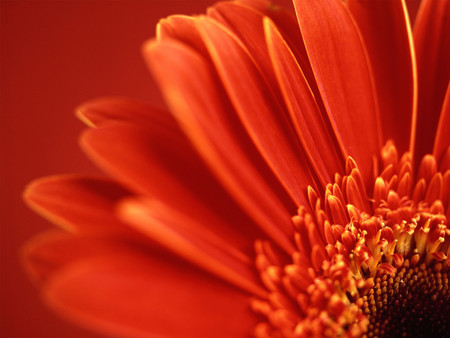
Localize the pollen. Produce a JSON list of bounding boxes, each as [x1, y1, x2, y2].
[[252, 141, 449, 337]]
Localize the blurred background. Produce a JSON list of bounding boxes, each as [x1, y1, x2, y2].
[[1, 1, 227, 337]]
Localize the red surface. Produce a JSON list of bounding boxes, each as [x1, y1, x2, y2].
[[0, 1, 294, 337], [0, 1, 214, 337]]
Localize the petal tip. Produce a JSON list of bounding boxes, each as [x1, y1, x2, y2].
[[75, 103, 97, 128], [23, 176, 56, 206], [141, 38, 158, 57]]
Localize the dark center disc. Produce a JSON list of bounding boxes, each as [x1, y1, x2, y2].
[[362, 264, 449, 337]]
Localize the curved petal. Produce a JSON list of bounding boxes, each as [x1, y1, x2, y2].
[[293, 0, 382, 181], [196, 16, 318, 205], [144, 38, 296, 254], [157, 14, 208, 55], [413, 0, 450, 159], [406, 0, 422, 25], [235, 0, 325, 105], [118, 197, 266, 297], [81, 124, 262, 253], [433, 83, 450, 162], [208, 2, 343, 188], [23, 175, 135, 237], [347, 0, 417, 154], [155, 8, 327, 201], [24, 234, 258, 338], [76, 97, 175, 131], [207, 2, 280, 94], [23, 230, 111, 284], [264, 17, 344, 187]]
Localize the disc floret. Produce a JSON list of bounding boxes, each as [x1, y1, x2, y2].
[[253, 142, 449, 337]]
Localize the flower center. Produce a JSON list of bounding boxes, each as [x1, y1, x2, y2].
[[362, 261, 449, 337], [252, 142, 449, 337]]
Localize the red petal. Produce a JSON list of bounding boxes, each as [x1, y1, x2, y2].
[[235, 0, 328, 115], [196, 17, 317, 205], [154, 8, 322, 204], [157, 14, 208, 55], [23, 230, 111, 284], [23, 175, 135, 236], [25, 234, 258, 338], [433, 84, 450, 162], [293, 0, 382, 180], [413, 0, 450, 159], [144, 39, 296, 254], [264, 17, 344, 187], [406, 0, 422, 25], [76, 97, 175, 130], [207, 2, 280, 95], [118, 197, 266, 297], [81, 124, 262, 253], [347, 0, 417, 153], [208, 2, 344, 188]]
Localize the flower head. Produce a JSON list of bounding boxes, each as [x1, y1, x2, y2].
[[23, 0, 449, 337]]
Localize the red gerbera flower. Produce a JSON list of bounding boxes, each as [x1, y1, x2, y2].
[[23, 0, 449, 337]]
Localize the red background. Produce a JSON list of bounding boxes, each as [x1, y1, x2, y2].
[[1, 1, 219, 337]]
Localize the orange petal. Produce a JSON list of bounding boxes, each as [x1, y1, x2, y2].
[[81, 124, 199, 197], [144, 39, 296, 254], [293, 0, 382, 181], [23, 230, 134, 284], [76, 97, 175, 130], [235, 0, 328, 114], [264, 17, 344, 187], [81, 124, 263, 252], [413, 0, 450, 159], [23, 175, 135, 236], [118, 197, 267, 297], [347, 0, 417, 154], [209, 2, 343, 188], [25, 234, 258, 337], [207, 2, 280, 95], [154, 8, 322, 205], [433, 83, 450, 162], [406, 0, 422, 25], [157, 14, 208, 55], [196, 17, 317, 205]]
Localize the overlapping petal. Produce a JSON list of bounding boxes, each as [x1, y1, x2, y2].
[[196, 17, 317, 205], [433, 84, 450, 162], [24, 233, 257, 338], [118, 197, 266, 297], [24, 175, 135, 236], [76, 98, 175, 130], [293, 0, 382, 180], [207, 2, 280, 90], [347, 0, 417, 153], [264, 17, 344, 186], [233, 0, 328, 110], [81, 124, 261, 253], [157, 15, 208, 55], [144, 38, 296, 253], [414, 0, 450, 159]]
